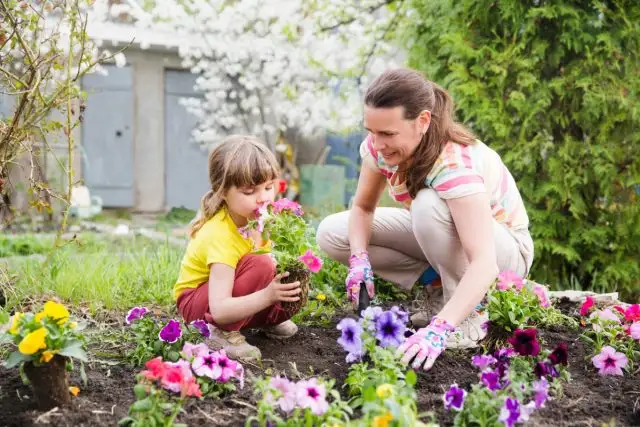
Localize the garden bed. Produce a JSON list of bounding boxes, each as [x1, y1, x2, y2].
[[1, 299, 638, 427]]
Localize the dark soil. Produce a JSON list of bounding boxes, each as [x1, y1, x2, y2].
[[1, 303, 639, 427]]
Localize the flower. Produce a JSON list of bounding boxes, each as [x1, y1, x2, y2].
[[18, 327, 48, 355], [614, 304, 640, 322], [443, 383, 466, 411], [375, 311, 405, 348], [296, 378, 329, 416], [518, 401, 536, 423], [376, 383, 393, 399], [532, 377, 549, 408], [268, 376, 297, 413], [481, 369, 502, 391], [372, 412, 393, 427], [40, 350, 58, 363], [141, 357, 165, 380], [298, 249, 323, 273], [159, 319, 182, 343], [548, 342, 568, 366], [192, 353, 218, 379], [390, 306, 409, 325], [272, 198, 303, 216], [532, 284, 550, 308], [42, 301, 70, 325], [315, 293, 326, 301], [181, 342, 209, 360], [212, 350, 244, 385], [125, 306, 149, 324], [591, 345, 628, 376], [8, 312, 23, 335], [589, 309, 621, 332], [360, 306, 383, 330], [498, 397, 521, 427], [190, 319, 211, 338], [508, 329, 540, 356], [161, 359, 194, 394], [496, 270, 523, 291], [69, 386, 80, 396], [337, 317, 363, 357], [630, 322, 640, 340], [580, 296, 595, 316], [277, 179, 287, 194], [472, 354, 497, 371]]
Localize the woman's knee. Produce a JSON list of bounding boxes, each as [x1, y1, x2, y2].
[[410, 188, 450, 240], [315, 211, 350, 257]]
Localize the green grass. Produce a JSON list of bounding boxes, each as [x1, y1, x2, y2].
[[2, 234, 184, 315]]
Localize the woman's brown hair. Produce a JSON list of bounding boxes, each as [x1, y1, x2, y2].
[[364, 68, 476, 198], [189, 135, 279, 238]]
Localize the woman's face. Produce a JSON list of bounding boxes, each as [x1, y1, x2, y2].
[[364, 105, 431, 167]]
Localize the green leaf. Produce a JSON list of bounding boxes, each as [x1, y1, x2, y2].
[[405, 369, 417, 387], [59, 340, 88, 362], [4, 351, 31, 368], [130, 397, 153, 413]]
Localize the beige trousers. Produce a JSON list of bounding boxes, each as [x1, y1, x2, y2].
[[316, 189, 534, 302]]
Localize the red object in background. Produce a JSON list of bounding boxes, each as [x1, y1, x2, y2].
[[277, 179, 287, 194]]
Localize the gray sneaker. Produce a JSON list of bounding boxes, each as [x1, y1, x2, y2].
[[262, 320, 298, 340], [410, 284, 444, 328], [206, 328, 261, 362], [446, 309, 488, 349]]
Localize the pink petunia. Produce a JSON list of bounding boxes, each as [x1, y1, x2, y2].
[[589, 309, 621, 332], [211, 350, 244, 386], [268, 376, 297, 413], [580, 296, 595, 316], [533, 284, 551, 308], [614, 304, 640, 323], [161, 360, 193, 393], [496, 270, 524, 291], [192, 353, 218, 379], [630, 322, 640, 340], [298, 249, 323, 273], [141, 356, 165, 380], [591, 345, 628, 376], [272, 198, 304, 216], [181, 342, 209, 360], [295, 378, 329, 416]]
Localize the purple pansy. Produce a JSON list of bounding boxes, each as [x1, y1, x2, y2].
[[125, 306, 149, 324], [159, 319, 183, 343]]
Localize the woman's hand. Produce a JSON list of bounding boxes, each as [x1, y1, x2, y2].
[[396, 316, 455, 371], [267, 272, 301, 304], [345, 250, 375, 309]]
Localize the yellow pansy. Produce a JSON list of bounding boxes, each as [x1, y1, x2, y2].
[[18, 327, 48, 355], [40, 350, 58, 363], [43, 301, 69, 325], [35, 312, 47, 323], [69, 386, 80, 396], [372, 412, 393, 427], [69, 321, 78, 329], [316, 293, 327, 301], [9, 312, 23, 335], [376, 383, 394, 399]]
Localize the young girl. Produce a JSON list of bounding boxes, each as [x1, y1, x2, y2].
[[175, 135, 302, 361]]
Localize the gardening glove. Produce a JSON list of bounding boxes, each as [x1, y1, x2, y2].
[[396, 316, 456, 371], [345, 250, 375, 310]]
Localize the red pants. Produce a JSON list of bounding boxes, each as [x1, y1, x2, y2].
[[176, 253, 292, 331]]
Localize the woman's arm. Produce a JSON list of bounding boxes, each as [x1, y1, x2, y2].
[[207, 264, 299, 325], [348, 162, 387, 254], [437, 192, 500, 326]]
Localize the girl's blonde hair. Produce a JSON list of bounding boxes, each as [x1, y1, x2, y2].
[[189, 135, 280, 238]]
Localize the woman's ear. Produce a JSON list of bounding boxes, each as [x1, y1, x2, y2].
[[419, 110, 432, 134]]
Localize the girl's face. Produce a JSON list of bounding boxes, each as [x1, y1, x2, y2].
[[224, 180, 276, 226], [363, 105, 431, 167]]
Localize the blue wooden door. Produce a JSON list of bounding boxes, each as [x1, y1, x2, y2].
[[164, 70, 208, 211], [81, 65, 134, 207]]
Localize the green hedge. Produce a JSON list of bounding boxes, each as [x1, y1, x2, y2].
[[405, 1, 640, 302]]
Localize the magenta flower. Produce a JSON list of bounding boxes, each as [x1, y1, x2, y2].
[[630, 322, 640, 340], [580, 296, 595, 316], [472, 354, 497, 371], [298, 249, 323, 273], [443, 383, 466, 411], [532, 377, 549, 408], [192, 353, 218, 379], [508, 329, 540, 356], [592, 345, 628, 376], [375, 311, 405, 348], [190, 319, 211, 338], [125, 306, 149, 324], [496, 270, 524, 291], [212, 350, 244, 384], [268, 376, 297, 413], [272, 198, 303, 216], [181, 342, 209, 360], [295, 378, 329, 416], [498, 397, 521, 427], [481, 369, 502, 391], [533, 284, 551, 308], [161, 360, 193, 394], [159, 319, 183, 343], [614, 303, 640, 322]]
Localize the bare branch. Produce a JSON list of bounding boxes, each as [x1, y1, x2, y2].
[[318, 0, 402, 32]]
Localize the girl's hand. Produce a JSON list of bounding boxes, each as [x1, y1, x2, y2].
[[345, 250, 375, 310], [267, 272, 301, 304]]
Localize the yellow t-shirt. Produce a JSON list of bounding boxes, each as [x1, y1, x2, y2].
[[173, 208, 270, 300]]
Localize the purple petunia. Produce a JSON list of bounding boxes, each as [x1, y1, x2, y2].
[[125, 306, 149, 324], [532, 377, 549, 408], [499, 397, 521, 427], [472, 354, 497, 371], [481, 369, 502, 391], [190, 319, 211, 338], [337, 318, 363, 362], [443, 383, 466, 411], [159, 319, 183, 343], [508, 329, 540, 356], [375, 311, 405, 348], [360, 306, 383, 331], [390, 306, 409, 325]]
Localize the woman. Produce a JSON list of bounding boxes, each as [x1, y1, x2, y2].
[[316, 68, 533, 371]]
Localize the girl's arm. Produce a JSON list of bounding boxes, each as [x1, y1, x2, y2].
[[437, 192, 500, 326], [207, 263, 300, 325], [348, 162, 387, 254]]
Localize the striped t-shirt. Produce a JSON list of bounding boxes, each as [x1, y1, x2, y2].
[[359, 136, 529, 230]]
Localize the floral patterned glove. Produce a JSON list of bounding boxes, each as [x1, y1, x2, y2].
[[397, 316, 456, 371], [345, 250, 375, 309]]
